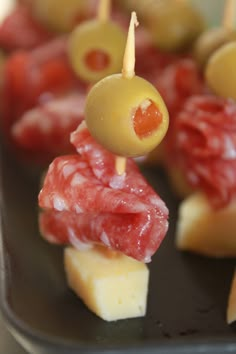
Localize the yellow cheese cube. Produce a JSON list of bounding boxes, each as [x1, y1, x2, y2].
[[227, 270, 236, 324], [176, 192, 236, 257], [64, 246, 149, 321]]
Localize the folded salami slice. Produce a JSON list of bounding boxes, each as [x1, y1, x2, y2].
[[156, 59, 206, 165], [0, 5, 53, 52], [173, 95, 236, 209], [39, 123, 169, 262], [11, 92, 86, 163]]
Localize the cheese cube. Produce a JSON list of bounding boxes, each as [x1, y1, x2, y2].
[[227, 270, 236, 324], [64, 246, 149, 321], [176, 192, 236, 257]]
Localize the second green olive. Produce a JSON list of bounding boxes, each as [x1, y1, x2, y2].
[[205, 41, 236, 100], [193, 27, 236, 70], [68, 20, 126, 83]]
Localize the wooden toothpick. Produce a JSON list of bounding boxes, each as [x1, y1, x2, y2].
[[115, 12, 139, 176], [222, 0, 235, 30], [97, 0, 111, 22], [122, 12, 139, 79], [115, 156, 127, 176]]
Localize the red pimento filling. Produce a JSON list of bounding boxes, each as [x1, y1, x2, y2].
[[173, 95, 236, 209], [84, 49, 110, 72], [133, 100, 163, 139]]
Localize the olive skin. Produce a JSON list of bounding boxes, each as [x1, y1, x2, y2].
[[193, 27, 236, 69], [144, 0, 205, 52], [68, 20, 126, 83], [31, 0, 88, 32], [205, 41, 236, 100], [85, 74, 169, 157]]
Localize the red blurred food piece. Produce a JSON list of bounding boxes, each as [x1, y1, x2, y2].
[[156, 58, 206, 164], [12, 92, 86, 164], [1, 37, 83, 138], [172, 95, 236, 209], [39, 122, 169, 262], [156, 58, 205, 118], [0, 5, 53, 52], [135, 28, 181, 83]]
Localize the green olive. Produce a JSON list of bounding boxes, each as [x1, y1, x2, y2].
[[193, 27, 236, 70], [115, 0, 164, 22], [31, 0, 88, 32], [68, 19, 126, 83], [115, 0, 152, 17], [144, 0, 206, 52], [205, 41, 236, 100], [85, 74, 169, 157]]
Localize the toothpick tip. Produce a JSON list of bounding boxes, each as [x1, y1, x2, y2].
[[131, 11, 139, 27]]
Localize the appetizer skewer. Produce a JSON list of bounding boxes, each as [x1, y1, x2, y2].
[[38, 12, 169, 321], [172, 40, 236, 257]]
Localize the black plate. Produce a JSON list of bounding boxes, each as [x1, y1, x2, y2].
[[0, 144, 236, 354]]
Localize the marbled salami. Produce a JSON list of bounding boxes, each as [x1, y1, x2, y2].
[[39, 123, 169, 262]]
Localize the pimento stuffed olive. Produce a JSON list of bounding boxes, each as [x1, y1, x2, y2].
[[68, 19, 126, 83], [193, 27, 236, 69], [205, 41, 236, 100], [85, 74, 169, 157]]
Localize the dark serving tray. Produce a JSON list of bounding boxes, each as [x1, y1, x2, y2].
[[0, 144, 236, 354]]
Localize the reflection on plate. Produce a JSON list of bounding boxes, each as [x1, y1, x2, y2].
[[0, 145, 236, 354]]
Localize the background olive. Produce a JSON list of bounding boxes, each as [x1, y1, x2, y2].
[[144, 0, 205, 52], [205, 41, 236, 100], [68, 20, 126, 83], [193, 27, 236, 69], [114, 0, 156, 21], [85, 74, 169, 157], [31, 0, 88, 32]]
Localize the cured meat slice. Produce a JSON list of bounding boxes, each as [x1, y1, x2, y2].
[[173, 95, 236, 209], [1, 37, 81, 137], [39, 123, 169, 262], [156, 58, 206, 165], [11, 92, 86, 163], [155, 58, 205, 118], [0, 5, 53, 52]]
